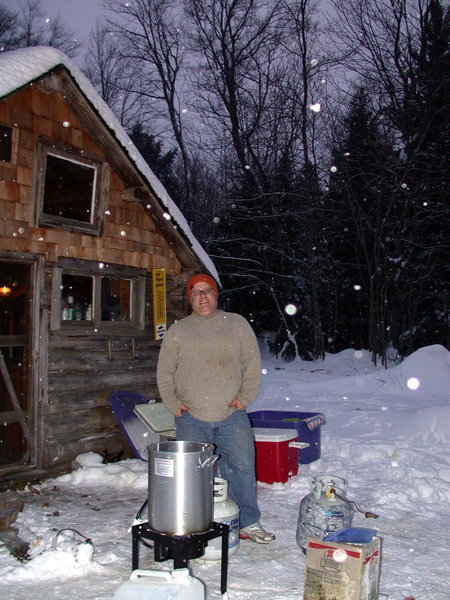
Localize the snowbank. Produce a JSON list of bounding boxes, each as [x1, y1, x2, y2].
[[1, 345, 449, 599]]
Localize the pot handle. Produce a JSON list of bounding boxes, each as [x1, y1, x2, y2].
[[199, 455, 220, 469]]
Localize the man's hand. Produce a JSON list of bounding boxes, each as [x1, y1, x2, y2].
[[175, 403, 189, 417], [229, 397, 245, 410]]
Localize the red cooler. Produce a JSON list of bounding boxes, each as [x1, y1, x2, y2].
[[253, 427, 300, 484]]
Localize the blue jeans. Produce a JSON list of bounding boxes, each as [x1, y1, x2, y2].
[[175, 410, 260, 528]]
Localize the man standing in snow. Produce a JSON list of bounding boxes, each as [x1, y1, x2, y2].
[[156, 273, 275, 543]]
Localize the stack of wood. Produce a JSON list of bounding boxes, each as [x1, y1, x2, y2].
[[0, 490, 24, 531], [0, 490, 30, 560]]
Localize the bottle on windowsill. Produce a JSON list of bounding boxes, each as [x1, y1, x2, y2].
[[85, 304, 92, 320], [61, 302, 71, 320], [67, 295, 75, 320], [74, 302, 83, 320]]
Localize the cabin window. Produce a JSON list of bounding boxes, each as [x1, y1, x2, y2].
[[36, 139, 108, 235], [43, 154, 96, 222], [52, 260, 145, 331], [0, 124, 13, 162]]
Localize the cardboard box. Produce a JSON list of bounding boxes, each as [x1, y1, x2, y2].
[[303, 536, 381, 600], [253, 427, 299, 484]]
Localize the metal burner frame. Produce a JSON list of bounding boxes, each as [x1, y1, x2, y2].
[[131, 521, 229, 595]]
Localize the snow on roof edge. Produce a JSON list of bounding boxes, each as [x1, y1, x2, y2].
[[0, 46, 219, 281]]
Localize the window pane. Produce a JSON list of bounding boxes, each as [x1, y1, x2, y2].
[[0, 346, 28, 466], [101, 278, 130, 321], [0, 346, 26, 411], [0, 422, 28, 466], [43, 154, 96, 223], [0, 124, 12, 162], [0, 262, 27, 335], [61, 274, 93, 321]]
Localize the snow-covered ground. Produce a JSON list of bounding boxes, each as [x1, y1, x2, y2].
[[1, 344, 449, 600]]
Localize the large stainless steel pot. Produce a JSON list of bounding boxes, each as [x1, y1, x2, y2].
[[148, 440, 218, 535]]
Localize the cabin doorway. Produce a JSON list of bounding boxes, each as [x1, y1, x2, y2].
[[0, 260, 35, 474]]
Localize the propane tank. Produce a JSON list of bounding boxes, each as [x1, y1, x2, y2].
[[201, 477, 240, 562], [296, 475, 354, 552]]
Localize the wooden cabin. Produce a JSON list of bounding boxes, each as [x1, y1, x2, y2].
[[0, 47, 217, 481]]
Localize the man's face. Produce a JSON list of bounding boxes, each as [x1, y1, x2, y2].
[[190, 281, 218, 317]]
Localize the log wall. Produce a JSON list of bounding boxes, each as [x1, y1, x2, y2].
[[41, 275, 189, 466]]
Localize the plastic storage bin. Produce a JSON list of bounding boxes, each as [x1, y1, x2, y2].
[[248, 410, 325, 464], [253, 427, 299, 484], [113, 568, 204, 600]]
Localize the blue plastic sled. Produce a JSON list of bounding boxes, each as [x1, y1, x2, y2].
[[108, 390, 158, 461]]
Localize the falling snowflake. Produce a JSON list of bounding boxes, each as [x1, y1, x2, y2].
[[407, 377, 420, 391], [285, 304, 297, 315]]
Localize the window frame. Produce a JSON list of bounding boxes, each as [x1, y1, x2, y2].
[[35, 137, 109, 235], [51, 260, 146, 333]]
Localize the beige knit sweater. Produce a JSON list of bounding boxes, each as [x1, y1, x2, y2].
[[156, 310, 261, 422]]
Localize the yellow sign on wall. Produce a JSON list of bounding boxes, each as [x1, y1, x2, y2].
[[152, 268, 167, 340]]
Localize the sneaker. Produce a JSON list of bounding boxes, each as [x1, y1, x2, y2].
[[239, 521, 275, 544]]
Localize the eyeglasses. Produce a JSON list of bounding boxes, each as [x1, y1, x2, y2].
[[191, 287, 215, 297]]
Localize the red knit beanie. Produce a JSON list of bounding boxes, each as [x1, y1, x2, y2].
[[187, 274, 219, 301]]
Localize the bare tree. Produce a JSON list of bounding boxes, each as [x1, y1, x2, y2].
[[102, 0, 191, 181], [184, 0, 284, 194], [274, 0, 336, 359], [329, 0, 450, 359], [330, 0, 449, 155], [184, 0, 334, 359], [83, 22, 147, 129], [9, 0, 81, 56], [0, 4, 18, 51]]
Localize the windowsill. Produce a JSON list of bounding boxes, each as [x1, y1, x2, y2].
[[51, 323, 145, 337]]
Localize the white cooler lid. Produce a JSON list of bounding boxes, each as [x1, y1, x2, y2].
[[252, 427, 298, 442], [134, 402, 175, 433]]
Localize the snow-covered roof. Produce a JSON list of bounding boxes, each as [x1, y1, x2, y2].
[[0, 46, 218, 280]]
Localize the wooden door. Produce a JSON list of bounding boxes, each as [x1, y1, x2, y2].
[[0, 261, 34, 472]]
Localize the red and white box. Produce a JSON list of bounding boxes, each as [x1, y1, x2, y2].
[[253, 427, 302, 484]]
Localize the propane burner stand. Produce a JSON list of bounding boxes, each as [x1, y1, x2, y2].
[[131, 521, 229, 594]]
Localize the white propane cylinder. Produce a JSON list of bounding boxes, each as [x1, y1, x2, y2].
[[113, 568, 205, 600], [201, 477, 240, 562], [296, 475, 354, 552]]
